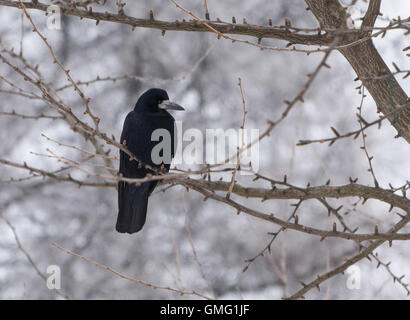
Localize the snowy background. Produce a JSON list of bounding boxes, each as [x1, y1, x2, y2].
[[0, 0, 409, 299]]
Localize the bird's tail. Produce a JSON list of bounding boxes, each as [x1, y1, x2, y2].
[[116, 181, 153, 234]]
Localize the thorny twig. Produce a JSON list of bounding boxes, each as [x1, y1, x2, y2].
[[52, 242, 212, 300], [0, 213, 71, 299]]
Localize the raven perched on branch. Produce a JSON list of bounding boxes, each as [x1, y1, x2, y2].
[[116, 88, 184, 234]]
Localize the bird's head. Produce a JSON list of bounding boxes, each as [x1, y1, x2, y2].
[[135, 88, 184, 113]]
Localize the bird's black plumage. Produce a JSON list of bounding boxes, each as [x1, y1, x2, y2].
[[116, 88, 184, 234]]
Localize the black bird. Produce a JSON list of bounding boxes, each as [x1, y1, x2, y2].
[[116, 88, 184, 234]]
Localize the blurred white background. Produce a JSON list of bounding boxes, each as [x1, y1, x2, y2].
[[0, 0, 409, 299]]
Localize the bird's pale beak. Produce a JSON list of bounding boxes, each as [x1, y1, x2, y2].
[[158, 100, 185, 111]]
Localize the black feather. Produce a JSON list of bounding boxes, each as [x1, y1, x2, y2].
[[116, 88, 182, 234]]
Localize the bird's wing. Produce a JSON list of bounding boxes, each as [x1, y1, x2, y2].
[[119, 111, 154, 178], [117, 111, 159, 233]]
